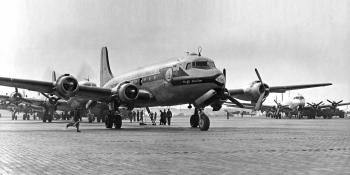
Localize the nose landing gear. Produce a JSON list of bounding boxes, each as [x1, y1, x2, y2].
[[190, 108, 210, 131]]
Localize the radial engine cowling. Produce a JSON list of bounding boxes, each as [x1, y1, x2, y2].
[[55, 74, 79, 99], [10, 92, 22, 101], [111, 82, 139, 103], [249, 81, 270, 102]]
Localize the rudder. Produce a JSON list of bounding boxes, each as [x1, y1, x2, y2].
[[100, 47, 114, 87]]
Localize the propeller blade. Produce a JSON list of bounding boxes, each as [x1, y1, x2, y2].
[[40, 93, 50, 99], [226, 95, 244, 108], [274, 99, 278, 105], [337, 100, 343, 104], [52, 71, 56, 82], [307, 102, 312, 106], [255, 68, 263, 84], [223, 68, 226, 78], [327, 99, 332, 104], [255, 91, 266, 110], [15, 87, 18, 93], [317, 101, 323, 106]]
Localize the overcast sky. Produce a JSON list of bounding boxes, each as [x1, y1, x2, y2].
[[0, 0, 349, 107]]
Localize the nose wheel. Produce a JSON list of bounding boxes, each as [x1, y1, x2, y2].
[[190, 114, 199, 127], [190, 108, 210, 131], [199, 111, 210, 131]]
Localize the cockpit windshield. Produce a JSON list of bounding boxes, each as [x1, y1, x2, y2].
[[187, 61, 215, 69], [294, 96, 305, 100]]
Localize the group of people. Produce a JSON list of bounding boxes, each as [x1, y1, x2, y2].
[[159, 109, 172, 126], [129, 109, 173, 126], [66, 108, 174, 132]]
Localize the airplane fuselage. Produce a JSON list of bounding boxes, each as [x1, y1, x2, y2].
[[103, 54, 224, 107]]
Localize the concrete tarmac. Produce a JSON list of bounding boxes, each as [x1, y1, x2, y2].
[[0, 116, 349, 175]]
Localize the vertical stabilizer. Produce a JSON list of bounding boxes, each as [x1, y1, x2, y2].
[[100, 47, 114, 87]]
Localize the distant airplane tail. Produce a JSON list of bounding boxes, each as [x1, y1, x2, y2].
[[100, 47, 114, 87]]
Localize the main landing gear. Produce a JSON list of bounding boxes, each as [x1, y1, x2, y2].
[[105, 110, 122, 129], [190, 108, 210, 131]]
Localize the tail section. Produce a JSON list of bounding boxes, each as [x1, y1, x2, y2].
[[100, 47, 114, 87]]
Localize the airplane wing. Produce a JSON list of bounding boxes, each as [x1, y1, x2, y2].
[[0, 77, 112, 101], [228, 83, 332, 96], [269, 83, 332, 93], [317, 102, 350, 109]]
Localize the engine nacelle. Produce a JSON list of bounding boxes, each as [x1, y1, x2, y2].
[[248, 81, 270, 103], [111, 82, 139, 103], [55, 74, 79, 99], [10, 92, 22, 102]]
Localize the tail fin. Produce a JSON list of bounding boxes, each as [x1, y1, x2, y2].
[[100, 47, 114, 87]]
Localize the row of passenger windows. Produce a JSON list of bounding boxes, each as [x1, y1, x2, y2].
[[130, 75, 159, 85], [186, 61, 216, 70]]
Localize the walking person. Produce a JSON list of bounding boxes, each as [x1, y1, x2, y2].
[[166, 109, 172, 126], [137, 110, 140, 121], [66, 109, 81, 132]]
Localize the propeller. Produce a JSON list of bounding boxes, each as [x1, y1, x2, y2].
[[307, 101, 323, 109], [327, 99, 343, 110], [221, 68, 244, 108], [254, 68, 269, 110]]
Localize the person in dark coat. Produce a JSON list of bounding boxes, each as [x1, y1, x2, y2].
[[137, 110, 140, 121], [166, 109, 172, 125], [132, 111, 136, 122], [140, 110, 144, 122], [159, 110, 163, 125], [163, 109, 167, 125]]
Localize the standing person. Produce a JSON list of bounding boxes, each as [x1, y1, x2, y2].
[[66, 109, 81, 132], [226, 111, 229, 120], [140, 110, 144, 123], [159, 110, 163, 125], [154, 112, 157, 125], [149, 112, 155, 125], [163, 109, 167, 125], [166, 109, 172, 126], [128, 110, 133, 123], [136, 110, 140, 121], [132, 111, 136, 122]]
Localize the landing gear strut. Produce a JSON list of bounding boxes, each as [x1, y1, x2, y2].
[[190, 108, 199, 128]]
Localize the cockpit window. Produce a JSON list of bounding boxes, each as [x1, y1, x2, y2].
[[294, 96, 304, 100], [186, 63, 192, 70], [191, 61, 215, 69]]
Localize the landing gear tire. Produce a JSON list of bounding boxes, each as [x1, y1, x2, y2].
[[48, 117, 52, 123], [190, 115, 199, 128], [114, 114, 122, 129], [199, 113, 210, 131], [105, 114, 113, 128]]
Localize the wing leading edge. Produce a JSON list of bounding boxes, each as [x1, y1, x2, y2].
[[0, 77, 112, 101]]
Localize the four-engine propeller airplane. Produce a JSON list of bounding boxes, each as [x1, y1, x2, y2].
[[0, 47, 332, 131]]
